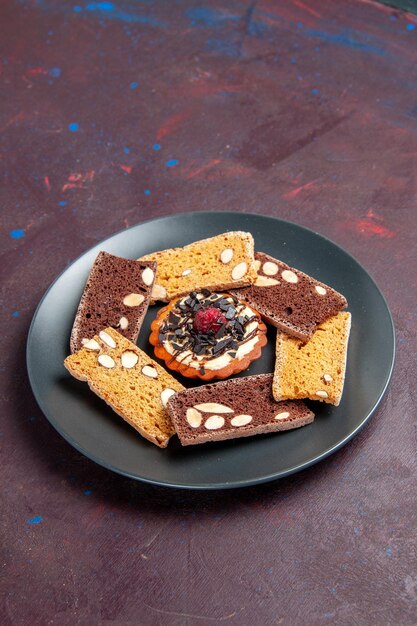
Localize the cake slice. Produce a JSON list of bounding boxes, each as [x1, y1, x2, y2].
[[230, 251, 347, 341], [138, 232, 258, 302], [166, 374, 314, 446], [70, 251, 156, 353], [64, 327, 184, 447], [273, 312, 351, 406]]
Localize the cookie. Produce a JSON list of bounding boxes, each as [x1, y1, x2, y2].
[[138, 231, 257, 302], [273, 312, 351, 406], [149, 290, 267, 380], [166, 373, 314, 445], [64, 327, 184, 447], [230, 251, 347, 341], [70, 251, 156, 353]]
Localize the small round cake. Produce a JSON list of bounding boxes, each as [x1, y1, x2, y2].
[[149, 290, 267, 380]]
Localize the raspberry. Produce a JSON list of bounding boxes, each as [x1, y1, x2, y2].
[[193, 307, 227, 334]]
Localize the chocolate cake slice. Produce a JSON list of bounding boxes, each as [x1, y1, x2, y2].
[[230, 252, 347, 341], [70, 251, 156, 353], [166, 374, 314, 446]]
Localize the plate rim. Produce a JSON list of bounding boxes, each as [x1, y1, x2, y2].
[[26, 211, 396, 490]]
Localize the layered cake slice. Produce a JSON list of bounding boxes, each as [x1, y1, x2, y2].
[[138, 231, 258, 302], [166, 374, 314, 446], [230, 251, 347, 341], [70, 251, 156, 353], [273, 312, 351, 406], [64, 327, 184, 447]]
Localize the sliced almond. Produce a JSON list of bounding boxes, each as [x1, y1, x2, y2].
[[316, 390, 328, 398], [160, 388, 176, 408], [323, 373, 333, 383], [99, 330, 116, 348], [220, 248, 234, 264], [194, 402, 234, 414], [83, 339, 100, 351], [181, 269, 192, 276], [121, 350, 139, 369], [123, 293, 145, 307], [142, 365, 158, 379], [231, 262, 248, 281], [151, 283, 167, 301], [275, 411, 290, 420], [254, 259, 261, 272], [315, 285, 327, 296], [186, 408, 202, 428], [281, 269, 298, 283], [262, 261, 279, 276], [204, 415, 225, 430], [142, 267, 155, 286], [230, 414, 253, 427], [255, 275, 279, 287], [118, 316, 128, 330], [98, 354, 115, 369]]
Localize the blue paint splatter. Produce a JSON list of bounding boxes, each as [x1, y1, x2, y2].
[[26, 516, 43, 524], [186, 7, 239, 27], [206, 37, 241, 58], [10, 229, 25, 239], [73, 2, 166, 27], [386, 547, 392, 557], [68, 122, 79, 132], [144, 189, 151, 195], [331, 587, 337, 593], [130, 81, 139, 89], [311, 88, 319, 95], [49, 67, 61, 77], [123, 147, 130, 154], [59, 200, 67, 206], [84, 489, 92, 496], [153, 143, 161, 150], [12, 311, 20, 317], [166, 159, 178, 167], [406, 23, 416, 31], [302, 28, 387, 56]]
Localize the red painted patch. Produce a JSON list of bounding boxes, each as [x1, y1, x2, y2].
[[183, 159, 222, 180], [119, 164, 133, 174], [26, 67, 48, 76], [291, 0, 321, 18], [62, 170, 95, 192], [44, 176, 51, 192], [283, 180, 318, 199], [156, 109, 192, 141], [344, 210, 396, 239]]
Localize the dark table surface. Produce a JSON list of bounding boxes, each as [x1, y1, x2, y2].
[[1, 1, 416, 624]]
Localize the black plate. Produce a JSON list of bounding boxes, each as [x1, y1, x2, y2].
[[27, 212, 395, 489]]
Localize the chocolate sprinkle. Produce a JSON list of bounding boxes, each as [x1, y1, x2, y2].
[[159, 291, 261, 365]]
